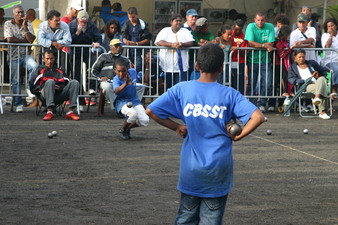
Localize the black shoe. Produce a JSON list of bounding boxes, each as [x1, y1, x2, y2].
[[119, 128, 129, 140], [126, 129, 131, 139]]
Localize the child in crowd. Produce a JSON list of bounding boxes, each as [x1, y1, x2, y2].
[[274, 25, 295, 112], [215, 24, 232, 84], [146, 43, 264, 224], [113, 58, 149, 140]]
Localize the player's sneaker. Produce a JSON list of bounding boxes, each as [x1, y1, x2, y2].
[[66, 111, 80, 120], [119, 128, 129, 140], [43, 111, 54, 121]]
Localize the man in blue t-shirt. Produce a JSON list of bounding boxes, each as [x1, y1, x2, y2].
[[146, 43, 265, 224], [113, 58, 149, 140]]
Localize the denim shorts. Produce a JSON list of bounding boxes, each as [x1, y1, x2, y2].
[[174, 192, 228, 225]]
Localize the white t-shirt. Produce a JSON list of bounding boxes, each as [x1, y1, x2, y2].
[[155, 27, 194, 73], [290, 27, 317, 61], [321, 33, 338, 65], [297, 66, 316, 83]]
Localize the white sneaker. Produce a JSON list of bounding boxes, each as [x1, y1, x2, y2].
[[89, 89, 97, 95], [16, 105, 24, 113], [312, 97, 321, 105], [259, 106, 266, 113], [268, 106, 275, 112], [319, 113, 330, 120]]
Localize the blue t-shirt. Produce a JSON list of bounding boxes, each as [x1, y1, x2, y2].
[[148, 80, 257, 197], [113, 68, 141, 112]]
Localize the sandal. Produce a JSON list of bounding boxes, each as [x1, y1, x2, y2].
[[330, 93, 337, 100]]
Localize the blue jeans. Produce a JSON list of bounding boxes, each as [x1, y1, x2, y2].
[[165, 71, 187, 89], [9, 56, 38, 106], [326, 62, 338, 85], [175, 192, 228, 225], [247, 62, 273, 107], [231, 63, 245, 95]]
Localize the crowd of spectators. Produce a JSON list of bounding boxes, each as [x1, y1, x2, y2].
[[1, 2, 338, 120]]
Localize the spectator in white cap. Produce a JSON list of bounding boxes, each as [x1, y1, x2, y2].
[[183, 9, 199, 31], [61, 2, 84, 24]]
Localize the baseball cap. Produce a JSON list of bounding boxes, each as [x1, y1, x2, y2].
[[297, 13, 308, 22], [77, 10, 89, 21], [186, 9, 199, 16], [70, 3, 83, 11], [110, 39, 122, 46], [195, 17, 208, 26]]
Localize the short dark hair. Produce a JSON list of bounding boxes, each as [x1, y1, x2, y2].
[[102, 0, 111, 7], [197, 43, 224, 73], [168, 14, 182, 25], [127, 7, 137, 15], [234, 19, 245, 28], [0, 8, 5, 13], [43, 49, 55, 58], [323, 17, 338, 33], [277, 25, 291, 40], [112, 2, 122, 11], [217, 24, 231, 36], [294, 49, 306, 56], [274, 13, 290, 26], [114, 58, 128, 68], [47, 10, 61, 20]]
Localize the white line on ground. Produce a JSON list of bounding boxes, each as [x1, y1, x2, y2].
[[250, 134, 338, 166]]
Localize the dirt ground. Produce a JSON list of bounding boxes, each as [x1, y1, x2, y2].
[[0, 103, 338, 225]]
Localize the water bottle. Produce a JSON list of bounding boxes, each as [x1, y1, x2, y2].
[[284, 96, 290, 117]]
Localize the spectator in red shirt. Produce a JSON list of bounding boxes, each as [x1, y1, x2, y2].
[[61, 3, 83, 24], [230, 19, 248, 94]]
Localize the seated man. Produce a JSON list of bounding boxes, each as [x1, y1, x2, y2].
[[91, 39, 131, 111], [29, 50, 81, 121], [113, 58, 149, 140]]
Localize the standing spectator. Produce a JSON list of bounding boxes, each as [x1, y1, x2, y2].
[[101, 19, 122, 51], [61, 3, 83, 24], [37, 10, 72, 72], [4, 5, 38, 112], [91, 39, 131, 112], [321, 18, 338, 99], [290, 13, 316, 61], [29, 50, 80, 121], [273, 13, 290, 38], [100, 1, 128, 28], [0, 8, 6, 41], [155, 14, 194, 89], [245, 12, 275, 112], [69, 10, 101, 106], [230, 19, 248, 94], [274, 25, 294, 111], [191, 17, 215, 46], [122, 7, 152, 73], [311, 13, 322, 48], [26, 8, 42, 62], [183, 9, 198, 31], [214, 24, 232, 85]]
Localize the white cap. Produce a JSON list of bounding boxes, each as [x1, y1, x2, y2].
[[70, 3, 83, 11]]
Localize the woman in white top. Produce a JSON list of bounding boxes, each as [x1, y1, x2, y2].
[[321, 18, 338, 99], [154, 14, 194, 88], [288, 50, 330, 119]]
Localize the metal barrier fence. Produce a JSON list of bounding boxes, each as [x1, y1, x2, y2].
[[1, 43, 337, 114]]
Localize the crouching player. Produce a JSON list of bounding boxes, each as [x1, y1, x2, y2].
[[146, 43, 265, 224], [113, 58, 149, 140]]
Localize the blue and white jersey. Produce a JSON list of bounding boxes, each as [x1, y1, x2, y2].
[[113, 69, 141, 112], [148, 80, 257, 198]]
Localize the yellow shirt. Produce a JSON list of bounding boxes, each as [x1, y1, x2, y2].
[[31, 18, 42, 44]]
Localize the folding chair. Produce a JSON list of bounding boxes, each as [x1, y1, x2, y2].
[[35, 94, 67, 117], [297, 71, 333, 118]]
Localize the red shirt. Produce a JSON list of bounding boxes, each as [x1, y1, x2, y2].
[[61, 16, 74, 24], [230, 30, 248, 64]]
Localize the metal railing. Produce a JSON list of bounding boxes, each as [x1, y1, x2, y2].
[[1, 43, 337, 114]]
